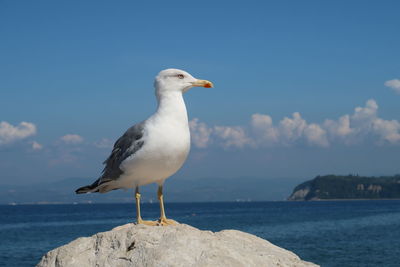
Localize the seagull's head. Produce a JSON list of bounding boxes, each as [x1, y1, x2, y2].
[[154, 69, 213, 96]]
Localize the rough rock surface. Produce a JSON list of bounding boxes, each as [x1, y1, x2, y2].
[[37, 222, 318, 267]]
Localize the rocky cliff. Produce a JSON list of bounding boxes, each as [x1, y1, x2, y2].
[[288, 174, 400, 201], [37, 222, 318, 267]]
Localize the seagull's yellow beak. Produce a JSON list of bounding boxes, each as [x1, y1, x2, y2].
[[191, 79, 214, 88]]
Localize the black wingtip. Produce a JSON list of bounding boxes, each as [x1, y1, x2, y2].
[[75, 185, 92, 194]]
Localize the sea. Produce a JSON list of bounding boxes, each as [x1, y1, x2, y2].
[[1, 200, 400, 267]]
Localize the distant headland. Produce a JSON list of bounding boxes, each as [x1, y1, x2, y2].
[[288, 174, 400, 201]]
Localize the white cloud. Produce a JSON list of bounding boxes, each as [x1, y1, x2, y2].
[[322, 100, 378, 145], [324, 99, 400, 145], [351, 99, 378, 127], [372, 118, 400, 144], [384, 79, 400, 94], [190, 119, 254, 149], [304, 124, 329, 147], [189, 118, 213, 148], [213, 126, 254, 148], [189, 99, 400, 149], [324, 115, 352, 139], [60, 134, 84, 144], [31, 141, 43, 150], [278, 112, 307, 144], [0, 121, 36, 145], [251, 114, 279, 144]]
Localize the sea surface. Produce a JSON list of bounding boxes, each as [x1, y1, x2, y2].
[[1, 200, 400, 267]]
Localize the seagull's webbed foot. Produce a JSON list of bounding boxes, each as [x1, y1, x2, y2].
[[136, 218, 158, 226], [157, 217, 177, 226]]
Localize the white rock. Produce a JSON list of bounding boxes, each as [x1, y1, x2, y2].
[[37, 222, 318, 267]]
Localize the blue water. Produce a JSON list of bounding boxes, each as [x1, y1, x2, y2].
[[1, 201, 400, 267]]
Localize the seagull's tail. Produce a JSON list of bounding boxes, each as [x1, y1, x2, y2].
[[75, 178, 116, 194], [75, 178, 103, 194], [75, 184, 99, 194]]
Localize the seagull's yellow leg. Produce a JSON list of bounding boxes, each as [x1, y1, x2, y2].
[[135, 187, 157, 226], [157, 185, 176, 226]]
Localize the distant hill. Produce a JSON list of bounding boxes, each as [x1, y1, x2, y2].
[[0, 176, 304, 204], [288, 174, 400, 201]]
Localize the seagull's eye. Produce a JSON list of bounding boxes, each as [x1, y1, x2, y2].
[[177, 74, 184, 79]]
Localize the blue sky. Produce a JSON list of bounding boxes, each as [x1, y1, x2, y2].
[[1, 0, 400, 185]]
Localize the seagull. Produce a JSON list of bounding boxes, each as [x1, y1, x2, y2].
[[76, 69, 213, 226]]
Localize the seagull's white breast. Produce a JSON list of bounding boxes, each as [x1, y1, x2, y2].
[[119, 92, 191, 188]]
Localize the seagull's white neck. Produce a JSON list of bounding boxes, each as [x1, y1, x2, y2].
[[155, 91, 188, 123]]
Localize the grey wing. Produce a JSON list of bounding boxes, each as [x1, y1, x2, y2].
[[100, 121, 145, 182], [75, 122, 146, 194]]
